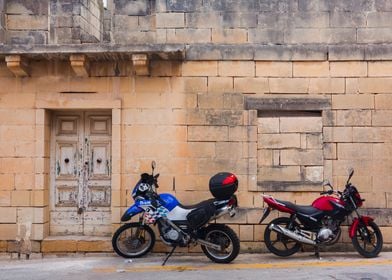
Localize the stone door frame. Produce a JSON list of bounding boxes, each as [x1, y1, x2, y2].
[[35, 99, 121, 240]]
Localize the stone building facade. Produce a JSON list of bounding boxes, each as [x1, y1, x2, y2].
[[0, 0, 392, 254]]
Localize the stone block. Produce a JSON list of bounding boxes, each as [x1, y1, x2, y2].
[[222, 12, 257, 28], [269, 78, 309, 93], [0, 191, 11, 206], [11, 191, 31, 206], [188, 125, 228, 141], [218, 61, 255, 77], [358, 28, 392, 43], [156, 12, 184, 28], [367, 12, 392, 27], [338, 143, 373, 160], [328, 45, 365, 61], [323, 127, 353, 142], [6, 0, 48, 15], [280, 149, 323, 166], [15, 174, 34, 190], [6, 15, 48, 30], [134, 77, 170, 93], [41, 240, 77, 252], [375, 94, 392, 109], [182, 61, 218, 77], [330, 12, 366, 27], [211, 28, 248, 43], [292, 12, 329, 28], [185, 12, 222, 28], [368, 62, 392, 77], [113, 15, 138, 30], [197, 93, 224, 109], [257, 117, 279, 134], [336, 110, 372, 126], [77, 240, 112, 252], [293, 61, 329, 77], [258, 133, 301, 149], [166, 0, 203, 12], [228, 126, 249, 142], [304, 166, 323, 182], [1, 158, 34, 173], [258, 166, 301, 181], [234, 77, 268, 93], [352, 127, 392, 143], [280, 116, 322, 133], [239, 225, 254, 241], [0, 174, 14, 190], [0, 224, 17, 240], [150, 61, 181, 77], [323, 143, 337, 160], [207, 77, 233, 93], [330, 62, 367, 77], [171, 77, 207, 93], [332, 95, 374, 109], [248, 29, 284, 44], [284, 28, 356, 44], [167, 28, 211, 43], [0, 207, 17, 223], [373, 110, 392, 126], [186, 44, 254, 60], [114, 0, 149, 16], [256, 62, 292, 77], [257, 149, 273, 166]]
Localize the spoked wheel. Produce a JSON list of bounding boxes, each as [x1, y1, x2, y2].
[[352, 221, 383, 258], [201, 224, 240, 263], [264, 217, 301, 257], [112, 223, 155, 258]]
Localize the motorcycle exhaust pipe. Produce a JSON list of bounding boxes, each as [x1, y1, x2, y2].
[[269, 224, 316, 245], [196, 239, 222, 251]]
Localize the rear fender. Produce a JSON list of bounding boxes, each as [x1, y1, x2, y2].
[[263, 195, 295, 214], [121, 204, 143, 222], [349, 216, 374, 238]]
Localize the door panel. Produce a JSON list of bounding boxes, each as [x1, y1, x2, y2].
[[50, 111, 111, 236]]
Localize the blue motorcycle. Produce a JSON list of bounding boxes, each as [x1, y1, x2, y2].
[[112, 161, 240, 265]]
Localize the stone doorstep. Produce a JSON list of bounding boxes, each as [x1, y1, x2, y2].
[[41, 236, 113, 253]]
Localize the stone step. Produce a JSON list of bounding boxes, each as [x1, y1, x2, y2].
[[42, 236, 112, 253]]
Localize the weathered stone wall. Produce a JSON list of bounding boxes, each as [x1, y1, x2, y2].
[[1, 58, 392, 253], [110, 0, 392, 45], [3, 0, 392, 46], [1, 0, 392, 255]]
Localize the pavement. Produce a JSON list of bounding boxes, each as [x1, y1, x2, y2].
[[0, 251, 392, 274]]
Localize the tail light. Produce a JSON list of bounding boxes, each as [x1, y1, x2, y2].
[[228, 196, 238, 207]]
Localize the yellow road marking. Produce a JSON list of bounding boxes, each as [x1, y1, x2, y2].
[[93, 259, 392, 273]]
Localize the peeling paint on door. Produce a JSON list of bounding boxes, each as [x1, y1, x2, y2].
[[50, 111, 112, 236]]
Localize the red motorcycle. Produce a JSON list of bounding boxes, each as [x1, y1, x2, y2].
[[259, 169, 383, 258]]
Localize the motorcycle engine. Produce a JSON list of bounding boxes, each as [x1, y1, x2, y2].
[[158, 218, 187, 246], [317, 217, 339, 242]]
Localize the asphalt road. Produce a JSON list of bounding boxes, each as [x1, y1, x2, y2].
[[0, 252, 391, 280]]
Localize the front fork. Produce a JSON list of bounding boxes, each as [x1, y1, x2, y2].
[[349, 215, 374, 239]]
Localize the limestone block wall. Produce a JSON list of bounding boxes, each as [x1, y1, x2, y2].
[[1, 57, 392, 253]]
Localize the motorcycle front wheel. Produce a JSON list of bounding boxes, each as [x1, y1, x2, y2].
[[264, 217, 301, 257], [352, 221, 383, 258], [112, 223, 155, 258], [201, 224, 240, 263]]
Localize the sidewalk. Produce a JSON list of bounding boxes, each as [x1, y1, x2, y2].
[[1, 252, 392, 280]]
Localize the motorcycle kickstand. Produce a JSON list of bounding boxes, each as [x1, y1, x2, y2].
[[162, 245, 177, 266], [314, 246, 321, 260]]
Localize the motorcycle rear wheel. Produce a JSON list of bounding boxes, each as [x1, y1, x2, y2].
[[112, 223, 155, 258], [264, 217, 301, 257], [201, 224, 240, 263], [352, 221, 383, 258]]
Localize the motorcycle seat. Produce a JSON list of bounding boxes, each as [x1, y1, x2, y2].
[[276, 199, 321, 215], [179, 198, 215, 210]]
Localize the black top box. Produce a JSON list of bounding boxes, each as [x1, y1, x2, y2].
[[209, 172, 238, 200]]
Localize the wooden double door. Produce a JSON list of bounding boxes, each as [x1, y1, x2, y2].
[[50, 111, 112, 236]]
